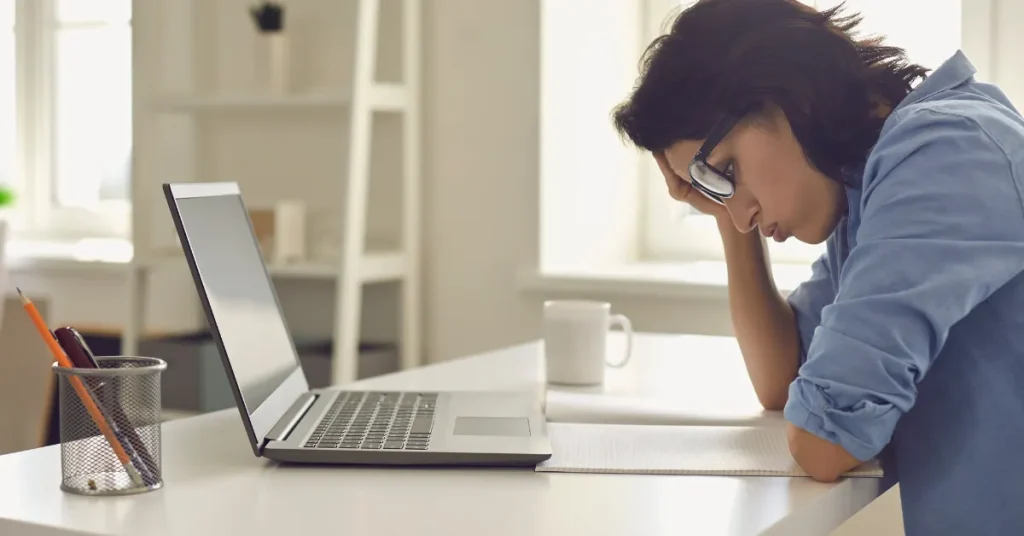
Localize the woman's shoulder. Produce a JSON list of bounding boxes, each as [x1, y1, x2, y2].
[[894, 89, 1023, 151], [863, 92, 1024, 200], [855, 92, 1024, 236]]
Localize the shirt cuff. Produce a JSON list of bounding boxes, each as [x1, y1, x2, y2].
[[784, 377, 898, 462]]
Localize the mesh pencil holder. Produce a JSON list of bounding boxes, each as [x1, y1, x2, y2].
[[53, 356, 167, 496]]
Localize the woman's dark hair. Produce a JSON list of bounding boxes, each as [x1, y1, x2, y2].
[[612, 0, 929, 184]]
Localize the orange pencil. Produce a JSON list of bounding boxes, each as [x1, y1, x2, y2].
[[18, 288, 144, 487]]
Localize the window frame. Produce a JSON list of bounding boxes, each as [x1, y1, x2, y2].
[[11, 0, 131, 241]]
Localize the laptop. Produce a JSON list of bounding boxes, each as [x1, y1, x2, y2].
[[162, 182, 552, 466]]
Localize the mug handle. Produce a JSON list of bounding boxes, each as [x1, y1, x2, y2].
[[606, 313, 633, 368]]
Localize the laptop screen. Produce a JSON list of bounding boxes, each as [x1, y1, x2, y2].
[[172, 192, 302, 420]]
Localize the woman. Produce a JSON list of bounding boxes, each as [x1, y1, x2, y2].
[[612, 0, 1024, 533]]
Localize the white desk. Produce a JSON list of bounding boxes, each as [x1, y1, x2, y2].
[[0, 334, 881, 536]]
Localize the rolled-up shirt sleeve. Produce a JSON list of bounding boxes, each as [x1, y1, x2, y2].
[[783, 108, 1024, 462]]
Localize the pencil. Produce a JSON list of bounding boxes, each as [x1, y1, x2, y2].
[[18, 288, 145, 487]]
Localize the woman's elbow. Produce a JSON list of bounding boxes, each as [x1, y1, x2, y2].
[[797, 458, 844, 483], [787, 423, 858, 482], [755, 387, 788, 411]]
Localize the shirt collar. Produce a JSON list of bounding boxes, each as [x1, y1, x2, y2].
[[894, 49, 977, 112]]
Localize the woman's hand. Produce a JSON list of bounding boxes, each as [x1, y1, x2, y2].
[[654, 151, 729, 221]]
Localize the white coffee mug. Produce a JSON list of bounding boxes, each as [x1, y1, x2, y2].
[[543, 300, 633, 385]]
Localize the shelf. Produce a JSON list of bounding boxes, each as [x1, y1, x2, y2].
[[368, 82, 407, 111], [126, 248, 404, 284], [266, 250, 405, 283], [266, 260, 338, 279], [153, 92, 352, 112], [359, 250, 406, 282], [153, 83, 407, 113]]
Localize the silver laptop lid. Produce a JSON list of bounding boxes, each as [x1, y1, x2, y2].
[[163, 182, 309, 456]]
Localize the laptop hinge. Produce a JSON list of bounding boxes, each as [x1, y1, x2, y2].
[[264, 392, 318, 444]]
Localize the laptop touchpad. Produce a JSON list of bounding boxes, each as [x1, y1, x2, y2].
[[453, 417, 531, 437]]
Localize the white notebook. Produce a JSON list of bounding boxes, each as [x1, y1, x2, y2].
[[544, 390, 785, 428], [536, 422, 883, 477]]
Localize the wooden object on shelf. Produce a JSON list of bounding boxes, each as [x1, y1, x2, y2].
[[248, 208, 276, 257]]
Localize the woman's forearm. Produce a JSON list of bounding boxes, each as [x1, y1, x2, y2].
[[719, 220, 802, 410]]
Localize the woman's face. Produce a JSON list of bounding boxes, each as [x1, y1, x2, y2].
[[663, 109, 846, 244]]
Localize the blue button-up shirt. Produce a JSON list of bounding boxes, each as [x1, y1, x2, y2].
[[784, 50, 1024, 534]]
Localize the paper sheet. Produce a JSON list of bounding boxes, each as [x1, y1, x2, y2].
[[536, 422, 883, 477], [544, 390, 785, 428]]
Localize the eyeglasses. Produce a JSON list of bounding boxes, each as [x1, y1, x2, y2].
[[688, 113, 742, 205]]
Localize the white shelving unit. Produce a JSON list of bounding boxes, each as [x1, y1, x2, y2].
[[126, 0, 422, 385]]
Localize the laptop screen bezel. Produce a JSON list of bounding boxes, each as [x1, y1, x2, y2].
[[162, 182, 310, 456]]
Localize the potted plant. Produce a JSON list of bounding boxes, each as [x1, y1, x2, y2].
[[0, 185, 15, 311], [0, 185, 15, 231], [0, 186, 15, 210]]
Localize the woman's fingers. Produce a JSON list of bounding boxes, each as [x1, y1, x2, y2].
[[654, 152, 691, 200], [653, 152, 723, 215]]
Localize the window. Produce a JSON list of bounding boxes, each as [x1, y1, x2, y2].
[[1, 3, 13, 192], [641, 0, 964, 265], [7, 0, 131, 240]]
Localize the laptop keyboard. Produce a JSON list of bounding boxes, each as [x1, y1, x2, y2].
[[304, 392, 437, 450]]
